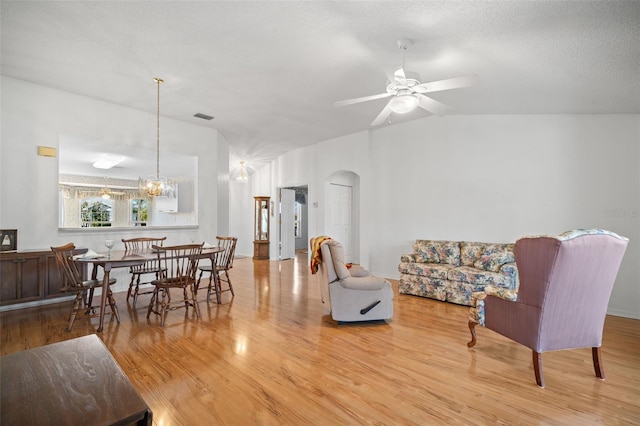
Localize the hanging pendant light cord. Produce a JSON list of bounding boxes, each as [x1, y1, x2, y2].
[[154, 77, 163, 181]]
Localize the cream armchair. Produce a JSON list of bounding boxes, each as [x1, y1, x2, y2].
[[312, 238, 393, 323]]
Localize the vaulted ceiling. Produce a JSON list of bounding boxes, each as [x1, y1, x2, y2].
[[2, 1, 639, 176]]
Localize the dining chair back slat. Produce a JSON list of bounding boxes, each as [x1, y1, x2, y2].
[[121, 237, 167, 305], [50, 243, 119, 331], [196, 236, 238, 304], [147, 243, 204, 326]]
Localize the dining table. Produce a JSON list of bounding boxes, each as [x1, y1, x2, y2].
[[75, 245, 224, 332]]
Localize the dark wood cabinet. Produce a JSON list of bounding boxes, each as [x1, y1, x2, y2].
[[253, 196, 270, 260], [0, 249, 85, 306]]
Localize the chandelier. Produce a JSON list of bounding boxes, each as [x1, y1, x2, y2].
[[236, 161, 248, 182], [141, 77, 170, 197]]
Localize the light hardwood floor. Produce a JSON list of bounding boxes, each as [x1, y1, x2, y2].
[[2, 251, 639, 425]]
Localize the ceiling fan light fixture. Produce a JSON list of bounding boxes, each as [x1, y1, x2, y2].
[[389, 92, 419, 114]]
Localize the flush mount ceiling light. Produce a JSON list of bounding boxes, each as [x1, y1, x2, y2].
[[92, 154, 124, 170], [140, 77, 173, 197], [236, 161, 248, 182]]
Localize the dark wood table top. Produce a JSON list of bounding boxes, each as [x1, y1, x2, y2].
[[1, 334, 152, 426], [74, 245, 224, 266]]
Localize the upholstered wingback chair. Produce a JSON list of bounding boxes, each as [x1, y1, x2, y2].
[[467, 229, 628, 387], [311, 237, 393, 323]]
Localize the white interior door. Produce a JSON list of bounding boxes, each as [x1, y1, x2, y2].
[[327, 183, 353, 263], [279, 188, 295, 260]]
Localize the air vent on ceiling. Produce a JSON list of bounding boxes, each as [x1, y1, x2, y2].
[[194, 113, 214, 120]]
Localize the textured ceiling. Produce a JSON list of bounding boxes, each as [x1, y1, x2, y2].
[[2, 1, 639, 176]]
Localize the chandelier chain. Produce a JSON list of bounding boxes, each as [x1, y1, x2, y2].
[[154, 77, 163, 180]]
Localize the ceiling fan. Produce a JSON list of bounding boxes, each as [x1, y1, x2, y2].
[[335, 38, 479, 126]]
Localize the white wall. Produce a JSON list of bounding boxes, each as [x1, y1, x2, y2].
[[230, 179, 254, 257], [241, 114, 640, 319], [1, 76, 226, 291], [217, 132, 230, 236]]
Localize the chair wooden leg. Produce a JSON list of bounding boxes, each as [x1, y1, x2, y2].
[[214, 273, 221, 304], [85, 288, 96, 314], [225, 270, 234, 296], [593, 347, 605, 380], [133, 274, 142, 306], [160, 289, 169, 326], [191, 284, 200, 318], [532, 351, 545, 388], [107, 288, 120, 323], [204, 274, 212, 303], [196, 269, 204, 293], [126, 274, 135, 302], [467, 321, 478, 348], [146, 288, 157, 320], [67, 293, 83, 332], [183, 288, 190, 309]]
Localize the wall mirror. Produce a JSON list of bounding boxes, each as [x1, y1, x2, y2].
[[58, 135, 198, 229]]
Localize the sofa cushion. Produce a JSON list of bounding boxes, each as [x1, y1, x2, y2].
[[482, 243, 515, 257], [414, 240, 460, 265], [414, 240, 440, 263], [436, 241, 460, 266], [474, 252, 515, 272], [461, 242, 514, 266], [448, 266, 514, 287], [398, 262, 454, 279], [460, 242, 484, 266]]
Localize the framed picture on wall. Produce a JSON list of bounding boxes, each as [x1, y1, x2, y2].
[[0, 229, 17, 251]]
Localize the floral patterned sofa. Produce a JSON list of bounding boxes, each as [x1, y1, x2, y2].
[[398, 240, 518, 306]]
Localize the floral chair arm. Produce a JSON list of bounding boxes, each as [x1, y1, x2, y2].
[[484, 285, 518, 301], [469, 286, 518, 327], [400, 253, 417, 263]]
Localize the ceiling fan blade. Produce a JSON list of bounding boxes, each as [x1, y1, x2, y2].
[[335, 92, 393, 107], [413, 75, 479, 94], [417, 94, 453, 116], [371, 102, 393, 126]]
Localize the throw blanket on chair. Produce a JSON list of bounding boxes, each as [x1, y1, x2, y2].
[[309, 236, 332, 274]]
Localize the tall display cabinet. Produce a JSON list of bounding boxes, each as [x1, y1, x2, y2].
[[253, 196, 270, 259]]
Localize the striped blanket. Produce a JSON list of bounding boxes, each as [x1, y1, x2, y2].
[[309, 236, 332, 274]]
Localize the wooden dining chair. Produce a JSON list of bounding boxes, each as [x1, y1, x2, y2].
[[121, 237, 167, 305], [197, 236, 238, 303], [50, 243, 120, 332], [147, 243, 204, 326]]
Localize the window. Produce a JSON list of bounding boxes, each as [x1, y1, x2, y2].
[[80, 197, 112, 227], [131, 198, 148, 227], [294, 202, 302, 238]]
